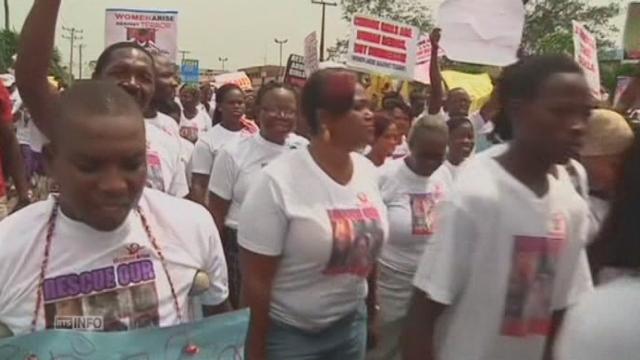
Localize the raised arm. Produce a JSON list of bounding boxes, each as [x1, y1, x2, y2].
[[427, 29, 444, 115], [15, 0, 62, 138]]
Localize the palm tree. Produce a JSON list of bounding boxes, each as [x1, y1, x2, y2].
[[3, 0, 8, 30]]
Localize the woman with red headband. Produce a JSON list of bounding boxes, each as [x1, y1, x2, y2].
[[239, 69, 387, 359]]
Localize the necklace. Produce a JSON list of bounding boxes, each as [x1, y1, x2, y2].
[[30, 197, 183, 332]]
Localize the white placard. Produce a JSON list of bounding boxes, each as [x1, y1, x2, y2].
[[304, 32, 320, 77], [573, 21, 601, 98]]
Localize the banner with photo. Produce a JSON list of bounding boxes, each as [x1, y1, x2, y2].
[[0, 310, 249, 359], [105, 9, 179, 61]]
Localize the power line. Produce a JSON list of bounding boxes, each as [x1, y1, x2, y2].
[[62, 26, 83, 82]]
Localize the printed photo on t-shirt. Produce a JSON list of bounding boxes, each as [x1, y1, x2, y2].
[[410, 193, 436, 235], [42, 258, 160, 332], [324, 207, 384, 278], [180, 126, 199, 143], [146, 150, 165, 192], [501, 235, 562, 337]]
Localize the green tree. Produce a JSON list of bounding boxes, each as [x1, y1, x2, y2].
[[327, 0, 434, 61], [522, 0, 621, 55], [0, 29, 69, 81]]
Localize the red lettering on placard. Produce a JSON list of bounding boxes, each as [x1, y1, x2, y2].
[[380, 22, 398, 35], [354, 43, 368, 54], [381, 36, 406, 50], [357, 30, 382, 44], [354, 16, 380, 31], [368, 46, 407, 63], [399, 27, 413, 38]]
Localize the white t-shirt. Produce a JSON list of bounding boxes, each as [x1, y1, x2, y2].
[[379, 158, 447, 275], [208, 133, 309, 229], [145, 122, 190, 198], [238, 149, 388, 331], [432, 160, 461, 190], [557, 277, 640, 360], [413, 157, 593, 360], [191, 124, 256, 176], [479, 143, 590, 199], [180, 109, 212, 143], [0, 189, 228, 335], [147, 112, 180, 137]]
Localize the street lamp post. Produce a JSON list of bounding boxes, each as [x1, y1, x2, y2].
[[311, 0, 337, 62], [218, 57, 228, 71], [274, 38, 288, 80]]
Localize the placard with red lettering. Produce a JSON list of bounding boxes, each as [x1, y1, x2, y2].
[[105, 9, 178, 61], [414, 35, 445, 84], [572, 21, 600, 98], [347, 15, 418, 79]]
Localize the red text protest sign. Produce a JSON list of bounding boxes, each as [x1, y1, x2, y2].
[[347, 15, 418, 79], [573, 21, 600, 98]]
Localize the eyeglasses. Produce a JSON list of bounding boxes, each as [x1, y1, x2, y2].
[[262, 108, 297, 119]]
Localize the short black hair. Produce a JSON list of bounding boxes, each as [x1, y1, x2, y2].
[[256, 82, 296, 107], [590, 135, 640, 270], [386, 98, 411, 118], [301, 68, 357, 135], [52, 80, 143, 143], [212, 83, 244, 126], [493, 55, 583, 141], [93, 41, 155, 77], [373, 112, 394, 139], [447, 116, 473, 133]]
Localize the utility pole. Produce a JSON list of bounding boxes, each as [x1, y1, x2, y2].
[[77, 43, 85, 80], [218, 57, 228, 71], [274, 38, 288, 81], [311, 0, 337, 62], [62, 26, 83, 82], [179, 50, 190, 62]]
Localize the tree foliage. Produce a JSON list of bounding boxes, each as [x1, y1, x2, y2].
[[328, 0, 434, 61], [522, 0, 621, 55], [0, 29, 69, 81]]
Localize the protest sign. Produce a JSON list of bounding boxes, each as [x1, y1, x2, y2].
[[623, 2, 640, 60], [347, 15, 418, 79], [284, 54, 307, 88], [304, 32, 320, 77], [572, 21, 601, 98], [614, 76, 633, 109], [437, 0, 524, 66], [105, 9, 178, 61], [414, 35, 445, 84], [442, 70, 493, 113], [214, 72, 253, 91], [0, 310, 249, 359], [181, 59, 200, 85]]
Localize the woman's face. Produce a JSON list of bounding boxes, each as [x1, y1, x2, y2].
[[220, 89, 246, 122], [392, 107, 412, 137], [179, 90, 199, 111], [259, 88, 298, 144], [449, 122, 475, 162], [328, 83, 375, 151], [410, 131, 448, 176], [372, 123, 399, 158]]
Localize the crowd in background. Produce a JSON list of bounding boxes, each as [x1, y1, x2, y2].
[[1, 1, 640, 360]]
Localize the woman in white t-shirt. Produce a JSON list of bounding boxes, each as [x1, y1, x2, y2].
[[403, 55, 594, 360], [437, 116, 475, 187], [179, 85, 212, 143], [190, 84, 258, 205], [0, 81, 229, 337], [208, 82, 308, 309], [239, 69, 387, 360], [368, 114, 448, 360], [557, 136, 640, 360], [366, 112, 399, 167]]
